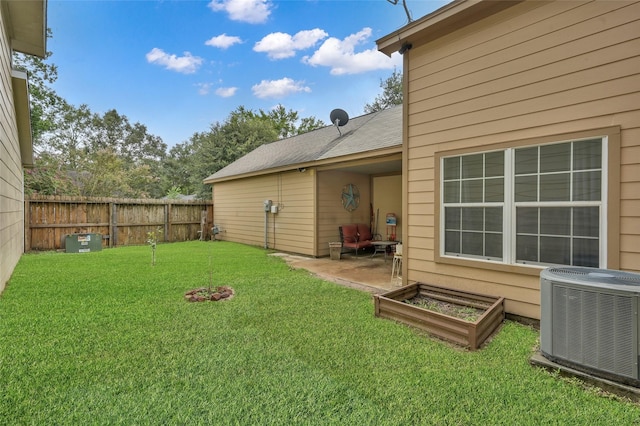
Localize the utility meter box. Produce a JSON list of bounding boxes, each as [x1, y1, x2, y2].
[[65, 233, 102, 253]]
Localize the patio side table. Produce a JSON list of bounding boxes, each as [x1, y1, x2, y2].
[[371, 241, 398, 261]]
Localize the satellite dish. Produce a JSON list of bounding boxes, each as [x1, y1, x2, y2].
[[330, 109, 349, 126], [330, 109, 349, 136]]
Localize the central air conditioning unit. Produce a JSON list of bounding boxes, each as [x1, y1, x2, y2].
[[540, 267, 640, 387]]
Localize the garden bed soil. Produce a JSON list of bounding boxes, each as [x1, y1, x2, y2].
[[374, 283, 504, 350], [403, 294, 487, 322], [185, 286, 234, 302]]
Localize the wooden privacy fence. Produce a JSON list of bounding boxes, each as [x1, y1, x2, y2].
[[25, 195, 214, 251]]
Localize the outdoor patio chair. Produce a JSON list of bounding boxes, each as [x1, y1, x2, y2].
[[339, 224, 374, 257]]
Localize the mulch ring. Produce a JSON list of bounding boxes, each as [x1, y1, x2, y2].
[[185, 286, 234, 302]]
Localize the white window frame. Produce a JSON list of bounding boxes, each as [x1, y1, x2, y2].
[[440, 137, 608, 269]]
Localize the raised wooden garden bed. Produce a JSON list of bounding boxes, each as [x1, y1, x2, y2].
[[374, 283, 504, 350]]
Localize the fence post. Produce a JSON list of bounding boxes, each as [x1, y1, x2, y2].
[[111, 202, 118, 247], [108, 202, 113, 248], [164, 203, 170, 242]]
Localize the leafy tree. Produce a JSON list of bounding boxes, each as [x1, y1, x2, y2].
[[260, 104, 325, 138], [260, 104, 298, 139], [24, 153, 77, 196], [12, 29, 64, 145], [171, 105, 324, 199], [89, 109, 167, 165], [16, 32, 168, 199], [189, 107, 279, 198], [161, 143, 197, 196], [72, 148, 156, 198], [364, 68, 403, 113], [45, 102, 94, 169], [297, 116, 326, 135], [165, 186, 183, 199]]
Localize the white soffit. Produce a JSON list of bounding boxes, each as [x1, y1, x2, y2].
[[4, 0, 47, 58], [11, 69, 34, 168]]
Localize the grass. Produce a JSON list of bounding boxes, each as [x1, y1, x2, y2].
[[1, 241, 639, 424]]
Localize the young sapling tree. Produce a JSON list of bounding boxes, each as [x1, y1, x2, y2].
[[147, 227, 163, 266]]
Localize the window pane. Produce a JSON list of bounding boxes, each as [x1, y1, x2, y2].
[[515, 147, 538, 175], [444, 157, 460, 180], [573, 238, 599, 267], [540, 173, 570, 201], [485, 151, 504, 177], [574, 139, 602, 171], [442, 141, 602, 267], [485, 207, 503, 232], [515, 175, 537, 202], [540, 208, 571, 236], [443, 181, 460, 203], [461, 180, 483, 203], [540, 143, 570, 173], [540, 236, 570, 265], [462, 154, 483, 179], [485, 178, 504, 202], [485, 233, 503, 258], [445, 207, 461, 230], [517, 208, 538, 234], [573, 171, 601, 201], [462, 207, 483, 231], [516, 235, 538, 262], [574, 207, 599, 238], [462, 232, 483, 256], [445, 231, 460, 253]]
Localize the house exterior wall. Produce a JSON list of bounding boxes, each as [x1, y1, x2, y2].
[[212, 164, 394, 258], [212, 170, 316, 255], [372, 174, 402, 241], [317, 170, 371, 256], [403, 1, 640, 319], [0, 7, 24, 293]]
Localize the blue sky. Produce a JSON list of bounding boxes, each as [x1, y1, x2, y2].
[[47, 0, 447, 148]]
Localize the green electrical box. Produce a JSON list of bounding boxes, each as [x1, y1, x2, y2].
[[65, 233, 102, 253]]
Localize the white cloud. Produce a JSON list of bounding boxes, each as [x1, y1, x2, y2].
[[205, 34, 242, 49], [197, 83, 212, 95], [146, 48, 203, 74], [208, 0, 272, 24], [252, 78, 311, 99], [302, 28, 398, 75], [216, 87, 238, 97], [254, 28, 328, 60]]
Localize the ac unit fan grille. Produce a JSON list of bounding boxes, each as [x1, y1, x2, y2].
[[551, 285, 637, 379]]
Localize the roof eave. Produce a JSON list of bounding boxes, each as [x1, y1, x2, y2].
[[11, 70, 34, 168], [203, 145, 403, 185], [4, 0, 48, 58], [376, 0, 522, 56]]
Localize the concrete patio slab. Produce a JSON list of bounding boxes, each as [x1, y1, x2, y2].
[[271, 252, 398, 294]]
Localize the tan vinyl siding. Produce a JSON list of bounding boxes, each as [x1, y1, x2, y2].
[[317, 170, 371, 256], [372, 174, 402, 241], [212, 170, 316, 255], [0, 7, 25, 293], [404, 1, 640, 318]]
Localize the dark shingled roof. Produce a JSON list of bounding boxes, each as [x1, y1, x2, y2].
[[204, 106, 401, 182]]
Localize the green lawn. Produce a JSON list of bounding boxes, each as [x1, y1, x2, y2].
[[1, 241, 638, 424]]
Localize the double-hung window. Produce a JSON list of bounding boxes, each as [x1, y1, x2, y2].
[[441, 138, 604, 268]]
